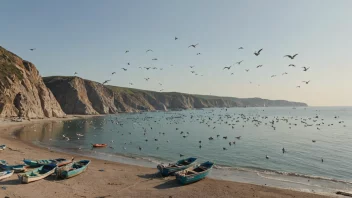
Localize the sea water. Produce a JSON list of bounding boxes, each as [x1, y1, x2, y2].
[[16, 107, 352, 195]]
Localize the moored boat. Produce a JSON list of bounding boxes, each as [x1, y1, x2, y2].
[[18, 164, 57, 184], [0, 161, 28, 173], [157, 157, 197, 176], [0, 170, 14, 181], [56, 160, 91, 179], [175, 161, 214, 185]]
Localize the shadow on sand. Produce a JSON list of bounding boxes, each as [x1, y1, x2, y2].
[[0, 178, 21, 185], [154, 179, 182, 189], [137, 172, 163, 180]]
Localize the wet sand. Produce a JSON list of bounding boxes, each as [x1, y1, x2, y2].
[[0, 116, 335, 198]]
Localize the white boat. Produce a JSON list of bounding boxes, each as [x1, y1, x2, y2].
[[0, 170, 14, 181], [0, 145, 6, 151], [18, 164, 57, 183]]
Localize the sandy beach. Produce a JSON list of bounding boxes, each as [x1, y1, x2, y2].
[[0, 117, 334, 198]]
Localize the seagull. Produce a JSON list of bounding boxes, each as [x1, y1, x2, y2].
[[236, 60, 244, 65], [271, 75, 276, 78], [235, 136, 241, 140], [146, 49, 153, 53], [125, 50, 129, 53], [102, 80, 110, 85], [256, 65, 263, 68], [238, 47, 244, 50], [180, 154, 184, 157], [282, 72, 288, 75], [175, 37, 178, 40], [288, 64, 296, 67], [122, 68, 127, 71], [296, 86, 301, 88], [196, 53, 201, 55], [152, 58, 158, 61], [145, 67, 151, 70], [302, 67, 310, 71], [112, 72, 116, 75], [223, 66, 232, 70], [266, 155, 269, 159], [129, 83, 133, 85], [189, 66, 195, 68], [231, 73, 234, 75], [144, 78, 150, 81], [188, 43, 199, 48], [312, 140, 316, 143], [302, 81, 310, 84], [127, 62, 130, 65], [223, 147, 227, 150], [284, 54, 298, 59], [254, 48, 263, 56], [74, 72, 78, 75], [245, 69, 249, 72], [159, 83, 163, 86], [29, 48, 36, 51]]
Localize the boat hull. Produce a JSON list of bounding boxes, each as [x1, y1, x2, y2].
[[18, 164, 57, 184], [0, 170, 14, 181], [175, 161, 214, 185], [57, 160, 90, 179], [157, 157, 197, 177]]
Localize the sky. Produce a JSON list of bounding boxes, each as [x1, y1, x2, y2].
[[1, 0, 352, 106]]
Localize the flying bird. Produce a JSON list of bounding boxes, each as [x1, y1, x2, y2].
[[146, 49, 153, 53], [144, 78, 150, 81], [145, 67, 151, 70], [125, 50, 129, 53], [112, 72, 116, 75], [189, 66, 195, 68], [236, 60, 244, 65], [122, 68, 127, 71], [74, 72, 78, 75], [254, 48, 263, 56], [284, 54, 298, 59], [196, 53, 201, 55], [127, 63, 130, 65], [29, 48, 36, 51], [175, 37, 178, 40], [152, 58, 158, 61], [302, 81, 310, 84], [102, 80, 110, 85], [271, 75, 276, 78], [238, 47, 244, 50], [288, 64, 296, 67], [223, 66, 232, 70], [296, 86, 301, 88], [282, 72, 288, 75], [245, 69, 249, 72], [256, 65, 263, 68], [188, 43, 199, 48], [302, 67, 310, 71]]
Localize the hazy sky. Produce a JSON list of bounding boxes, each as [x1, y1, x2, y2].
[[1, 0, 351, 106]]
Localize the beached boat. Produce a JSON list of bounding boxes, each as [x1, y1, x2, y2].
[[56, 160, 91, 179], [0, 170, 14, 181], [0, 145, 6, 151], [157, 157, 197, 176], [0, 161, 28, 173], [92, 144, 107, 148], [18, 164, 57, 184], [175, 161, 214, 185], [23, 158, 73, 168]]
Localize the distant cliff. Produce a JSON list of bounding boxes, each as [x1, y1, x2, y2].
[[43, 76, 307, 115], [0, 46, 65, 118]]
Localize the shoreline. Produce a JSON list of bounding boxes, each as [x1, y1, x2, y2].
[[0, 116, 335, 198]]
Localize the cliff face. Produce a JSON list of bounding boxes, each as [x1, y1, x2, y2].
[[43, 76, 307, 115], [0, 46, 65, 118]]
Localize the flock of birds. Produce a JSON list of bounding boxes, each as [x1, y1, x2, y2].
[[27, 36, 312, 92], [42, 108, 348, 165]]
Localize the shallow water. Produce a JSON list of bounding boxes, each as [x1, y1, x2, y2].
[[16, 107, 352, 194]]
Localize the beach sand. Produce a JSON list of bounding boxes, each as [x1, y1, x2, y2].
[[0, 117, 334, 198]]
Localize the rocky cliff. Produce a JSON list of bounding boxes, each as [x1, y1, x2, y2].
[[43, 76, 307, 115], [0, 46, 65, 118]]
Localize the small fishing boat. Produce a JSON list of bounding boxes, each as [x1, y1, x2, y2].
[[92, 144, 107, 148], [23, 158, 73, 168], [0, 161, 28, 173], [18, 164, 57, 184], [175, 161, 214, 185], [0, 145, 6, 151], [0, 170, 14, 181], [56, 160, 91, 179], [157, 157, 197, 176]]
